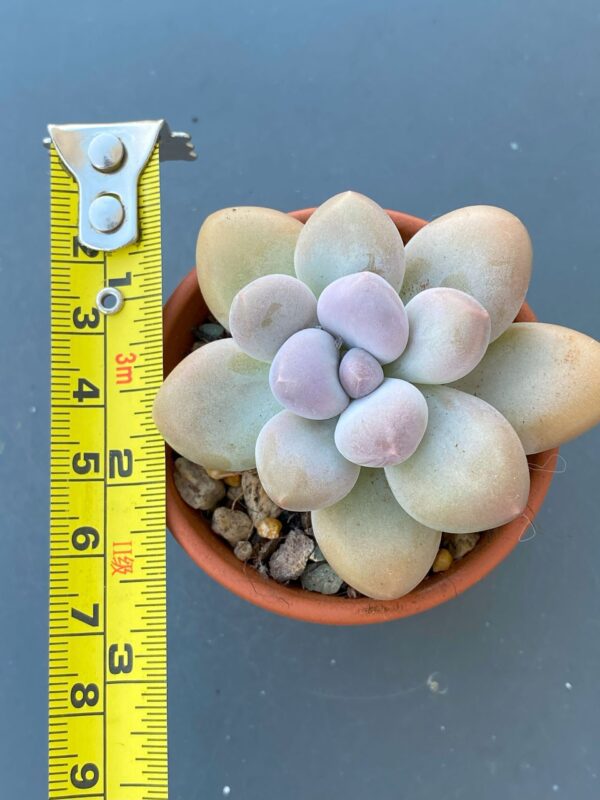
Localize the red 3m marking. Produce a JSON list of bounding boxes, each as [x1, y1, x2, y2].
[[115, 352, 137, 385]]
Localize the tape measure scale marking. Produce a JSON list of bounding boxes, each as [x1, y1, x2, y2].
[[49, 141, 167, 800]]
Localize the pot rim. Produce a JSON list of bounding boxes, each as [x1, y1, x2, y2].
[[163, 208, 558, 625]]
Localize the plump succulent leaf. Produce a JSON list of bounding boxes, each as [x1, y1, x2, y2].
[[339, 348, 384, 399], [312, 468, 441, 600], [452, 323, 600, 454], [294, 191, 405, 297], [153, 339, 281, 471], [317, 271, 408, 364], [229, 274, 318, 362], [269, 328, 349, 420], [335, 378, 428, 467], [255, 411, 360, 511], [401, 206, 532, 341], [196, 207, 303, 329], [385, 386, 530, 533], [386, 287, 491, 384]]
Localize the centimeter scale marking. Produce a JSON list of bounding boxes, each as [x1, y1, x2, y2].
[[49, 145, 167, 800]]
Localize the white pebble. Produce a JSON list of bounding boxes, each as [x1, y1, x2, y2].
[[565, 682, 572, 690], [223, 786, 231, 796], [510, 141, 520, 151]]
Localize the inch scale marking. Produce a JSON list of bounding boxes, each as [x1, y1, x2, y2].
[[48, 122, 194, 800]]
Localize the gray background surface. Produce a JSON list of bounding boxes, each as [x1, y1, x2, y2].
[[1, 1, 599, 797]]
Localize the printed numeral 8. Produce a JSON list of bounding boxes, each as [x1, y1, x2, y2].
[[70, 682, 99, 708]]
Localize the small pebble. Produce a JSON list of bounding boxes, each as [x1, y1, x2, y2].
[[346, 586, 363, 599], [227, 484, 244, 505], [207, 468, 238, 480], [211, 507, 253, 545], [224, 474, 241, 487], [256, 517, 282, 540], [196, 322, 226, 342], [233, 541, 253, 562], [300, 511, 313, 535], [174, 457, 225, 510], [301, 562, 344, 594], [253, 536, 280, 564], [432, 548, 453, 573], [308, 544, 326, 562], [269, 530, 314, 582], [242, 471, 282, 525], [443, 532, 480, 560]]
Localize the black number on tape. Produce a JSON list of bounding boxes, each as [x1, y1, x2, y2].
[[70, 682, 100, 708], [71, 526, 100, 551], [72, 235, 99, 259], [70, 762, 99, 789], [71, 603, 99, 628], [109, 449, 133, 478], [108, 643, 134, 674], [109, 272, 132, 287], [72, 452, 100, 475], [72, 306, 100, 330], [72, 378, 100, 403]]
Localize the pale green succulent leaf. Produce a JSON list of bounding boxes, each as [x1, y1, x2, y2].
[[401, 205, 532, 341], [255, 411, 360, 511], [452, 322, 600, 454], [294, 191, 405, 297], [312, 468, 441, 600], [153, 339, 280, 471], [196, 206, 303, 329], [385, 386, 530, 534]]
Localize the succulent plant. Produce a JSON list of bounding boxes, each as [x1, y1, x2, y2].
[[154, 191, 600, 600]]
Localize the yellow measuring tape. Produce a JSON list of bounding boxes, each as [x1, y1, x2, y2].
[[48, 125, 174, 800]]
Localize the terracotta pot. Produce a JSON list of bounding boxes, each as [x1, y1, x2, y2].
[[163, 208, 558, 625]]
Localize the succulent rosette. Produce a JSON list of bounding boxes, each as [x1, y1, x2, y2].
[[154, 192, 600, 599]]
